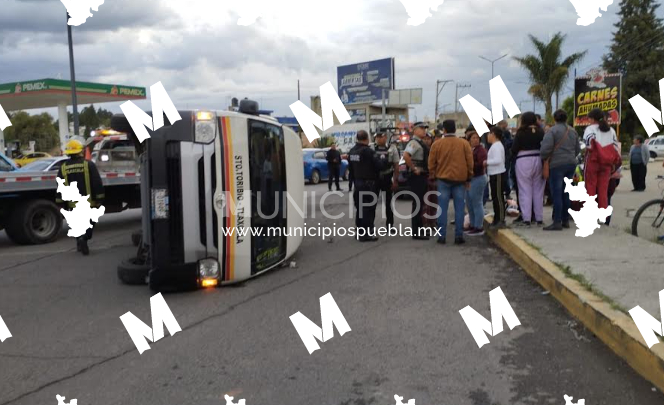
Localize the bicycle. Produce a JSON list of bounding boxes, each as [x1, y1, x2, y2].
[[631, 175, 664, 244]]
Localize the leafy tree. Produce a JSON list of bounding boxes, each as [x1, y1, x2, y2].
[[315, 136, 336, 148], [603, 0, 664, 138], [4, 111, 60, 152], [79, 104, 100, 138], [561, 95, 575, 126], [97, 107, 114, 128], [514, 33, 587, 122]]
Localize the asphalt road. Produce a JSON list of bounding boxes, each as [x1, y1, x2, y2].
[[0, 182, 662, 405]]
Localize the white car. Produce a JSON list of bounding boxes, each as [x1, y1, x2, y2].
[[18, 157, 68, 172], [646, 135, 664, 158]]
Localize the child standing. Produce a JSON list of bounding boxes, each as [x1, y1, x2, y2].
[[487, 126, 507, 228]]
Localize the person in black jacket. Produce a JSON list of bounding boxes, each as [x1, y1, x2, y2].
[[57, 139, 105, 255], [325, 143, 342, 191], [348, 130, 382, 242]]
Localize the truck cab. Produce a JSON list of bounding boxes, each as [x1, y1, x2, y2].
[[112, 100, 304, 291]]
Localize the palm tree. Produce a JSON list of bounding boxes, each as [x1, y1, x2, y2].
[[513, 32, 586, 122]]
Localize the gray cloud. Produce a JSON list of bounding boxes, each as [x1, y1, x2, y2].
[[0, 0, 656, 121]]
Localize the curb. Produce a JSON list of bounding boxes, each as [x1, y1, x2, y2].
[[485, 222, 664, 392]]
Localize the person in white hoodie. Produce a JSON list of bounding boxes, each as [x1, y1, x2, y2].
[[583, 108, 621, 209], [487, 126, 507, 228]]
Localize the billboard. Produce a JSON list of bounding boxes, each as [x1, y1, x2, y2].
[[322, 123, 370, 153], [337, 58, 395, 105], [574, 70, 622, 127]]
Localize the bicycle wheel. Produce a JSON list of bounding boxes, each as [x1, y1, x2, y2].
[[631, 199, 664, 244]]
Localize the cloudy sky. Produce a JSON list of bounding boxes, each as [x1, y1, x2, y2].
[[0, 0, 653, 121]]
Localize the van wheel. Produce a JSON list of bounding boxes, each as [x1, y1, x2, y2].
[[117, 257, 150, 285], [311, 169, 321, 184], [651, 151, 658, 159], [343, 168, 349, 181], [5, 199, 62, 245]]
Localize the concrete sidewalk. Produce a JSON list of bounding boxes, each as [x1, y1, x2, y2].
[[510, 219, 663, 316], [485, 206, 664, 392]]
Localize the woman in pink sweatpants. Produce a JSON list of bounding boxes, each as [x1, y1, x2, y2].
[[511, 112, 545, 225]]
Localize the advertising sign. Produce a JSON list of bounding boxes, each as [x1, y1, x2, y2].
[[348, 108, 367, 123], [337, 58, 395, 105], [574, 70, 622, 126], [322, 123, 370, 153]]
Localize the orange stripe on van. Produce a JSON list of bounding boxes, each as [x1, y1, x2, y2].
[[221, 117, 235, 281]]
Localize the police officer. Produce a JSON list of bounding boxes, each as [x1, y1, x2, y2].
[[57, 139, 105, 255], [372, 132, 399, 228], [403, 122, 431, 240], [348, 130, 381, 242]]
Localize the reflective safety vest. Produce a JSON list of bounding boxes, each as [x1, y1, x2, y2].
[[56, 158, 105, 207]]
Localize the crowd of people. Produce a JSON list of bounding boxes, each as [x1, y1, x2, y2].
[[343, 107, 656, 244]]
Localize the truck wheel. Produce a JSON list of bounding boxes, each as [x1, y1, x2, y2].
[[5, 199, 62, 245], [117, 257, 150, 285], [311, 169, 321, 184]]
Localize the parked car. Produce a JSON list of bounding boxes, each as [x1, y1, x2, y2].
[[0, 152, 19, 172], [303, 148, 349, 184], [13, 152, 52, 167], [18, 156, 68, 172], [646, 135, 664, 158]]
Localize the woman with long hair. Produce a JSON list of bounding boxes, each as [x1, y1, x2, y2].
[[511, 112, 545, 226], [583, 108, 621, 209]]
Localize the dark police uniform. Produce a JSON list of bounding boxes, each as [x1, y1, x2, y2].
[[56, 156, 105, 251], [348, 142, 381, 240], [372, 142, 399, 227], [404, 136, 430, 236]]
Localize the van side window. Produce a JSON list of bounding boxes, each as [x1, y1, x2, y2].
[[248, 120, 287, 273]]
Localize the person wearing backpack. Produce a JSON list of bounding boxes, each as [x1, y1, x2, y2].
[[583, 108, 621, 209]]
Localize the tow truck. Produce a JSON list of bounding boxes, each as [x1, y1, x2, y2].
[[0, 134, 142, 245]]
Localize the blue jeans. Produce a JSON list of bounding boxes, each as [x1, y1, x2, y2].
[[548, 164, 576, 224], [466, 175, 488, 229], [437, 180, 466, 239]]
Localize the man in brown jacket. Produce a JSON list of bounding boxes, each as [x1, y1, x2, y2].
[[428, 120, 473, 245]]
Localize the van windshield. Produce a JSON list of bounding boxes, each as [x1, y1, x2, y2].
[[248, 120, 287, 273]]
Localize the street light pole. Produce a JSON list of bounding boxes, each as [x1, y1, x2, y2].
[[434, 79, 453, 122], [479, 54, 508, 79], [66, 12, 80, 137]]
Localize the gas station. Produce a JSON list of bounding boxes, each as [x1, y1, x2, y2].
[[0, 78, 146, 153]]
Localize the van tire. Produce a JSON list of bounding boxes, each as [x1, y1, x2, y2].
[[117, 257, 150, 285], [651, 151, 658, 159], [5, 199, 62, 245]]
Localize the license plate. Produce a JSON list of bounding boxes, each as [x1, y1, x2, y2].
[[151, 189, 169, 219]]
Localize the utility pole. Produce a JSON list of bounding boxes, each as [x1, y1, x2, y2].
[[66, 12, 79, 137], [297, 80, 300, 101], [454, 83, 471, 114], [479, 54, 508, 79], [434, 79, 453, 123]]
